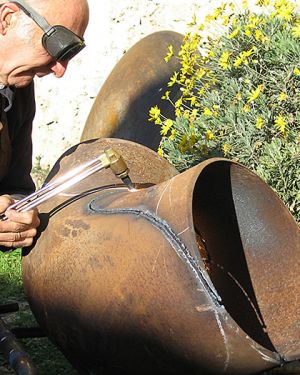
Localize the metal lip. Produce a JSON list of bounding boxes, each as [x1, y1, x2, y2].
[[191, 159, 300, 360]]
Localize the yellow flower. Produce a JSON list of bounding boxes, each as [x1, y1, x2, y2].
[[208, 50, 215, 58], [206, 130, 214, 140], [222, 15, 230, 26], [169, 129, 176, 140], [157, 147, 163, 157], [205, 14, 214, 23], [211, 4, 226, 20], [160, 119, 173, 136], [236, 92, 242, 101], [191, 108, 198, 117], [198, 87, 206, 97], [292, 24, 300, 38], [198, 23, 205, 32], [229, 2, 236, 12], [256, 117, 264, 129], [242, 104, 251, 113], [274, 115, 286, 134], [165, 118, 173, 127], [222, 143, 230, 156], [175, 108, 182, 117], [278, 92, 287, 101], [183, 110, 190, 119], [164, 45, 174, 62], [255, 29, 264, 41], [274, 2, 294, 20], [245, 47, 256, 56], [233, 54, 245, 68], [161, 91, 170, 100], [186, 96, 197, 106], [168, 71, 179, 87], [261, 35, 270, 44], [274, 0, 284, 7], [248, 85, 264, 102], [293, 68, 300, 75], [244, 28, 252, 37], [232, 17, 238, 27], [219, 51, 231, 70], [234, 48, 256, 68], [242, 0, 248, 9], [228, 26, 241, 39], [175, 97, 183, 108], [203, 107, 213, 116], [149, 105, 161, 122], [195, 68, 206, 80]]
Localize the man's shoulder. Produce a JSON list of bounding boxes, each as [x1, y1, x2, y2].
[[6, 82, 36, 131], [14, 81, 35, 104], [10, 82, 36, 116]]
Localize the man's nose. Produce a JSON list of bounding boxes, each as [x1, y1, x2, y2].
[[50, 61, 69, 78]]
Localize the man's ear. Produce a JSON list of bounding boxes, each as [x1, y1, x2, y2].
[[0, 2, 20, 35]]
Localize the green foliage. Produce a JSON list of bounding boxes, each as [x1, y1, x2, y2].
[[31, 155, 50, 189], [0, 250, 23, 303], [149, 0, 300, 223]]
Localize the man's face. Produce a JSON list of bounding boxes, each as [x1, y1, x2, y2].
[[1, 34, 68, 88], [0, 0, 88, 88], [0, 3, 69, 88]]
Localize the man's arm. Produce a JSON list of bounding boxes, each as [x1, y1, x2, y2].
[[0, 82, 36, 197], [0, 82, 39, 250]]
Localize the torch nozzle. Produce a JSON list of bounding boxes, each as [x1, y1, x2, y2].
[[121, 176, 135, 191]]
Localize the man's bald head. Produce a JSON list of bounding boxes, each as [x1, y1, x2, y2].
[[0, 0, 89, 87], [18, 0, 89, 37]]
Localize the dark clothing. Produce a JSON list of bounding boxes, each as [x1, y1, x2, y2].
[[0, 82, 36, 197], [0, 86, 14, 112]]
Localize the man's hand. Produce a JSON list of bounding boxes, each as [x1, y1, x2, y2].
[[0, 195, 40, 249]]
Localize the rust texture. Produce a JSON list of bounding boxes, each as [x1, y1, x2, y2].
[[22, 138, 300, 374], [80, 31, 183, 150]]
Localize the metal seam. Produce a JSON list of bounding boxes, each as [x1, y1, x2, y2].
[[88, 202, 283, 365], [88, 203, 222, 306]]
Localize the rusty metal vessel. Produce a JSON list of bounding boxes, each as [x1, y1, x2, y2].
[[80, 31, 183, 150], [21, 138, 300, 374]]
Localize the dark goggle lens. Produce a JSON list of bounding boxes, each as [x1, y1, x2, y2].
[[55, 43, 85, 61], [42, 25, 85, 61]]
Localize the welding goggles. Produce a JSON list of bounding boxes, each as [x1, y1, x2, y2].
[[10, 0, 85, 61]]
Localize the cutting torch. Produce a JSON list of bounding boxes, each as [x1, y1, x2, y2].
[[0, 147, 134, 221]]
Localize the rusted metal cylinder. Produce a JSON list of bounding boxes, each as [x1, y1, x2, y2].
[[80, 31, 183, 150], [22, 138, 300, 374]]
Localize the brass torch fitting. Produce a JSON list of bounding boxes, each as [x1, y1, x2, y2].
[[104, 148, 130, 179]]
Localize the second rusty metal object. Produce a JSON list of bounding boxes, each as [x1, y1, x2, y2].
[[21, 138, 300, 374], [80, 31, 183, 150]]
